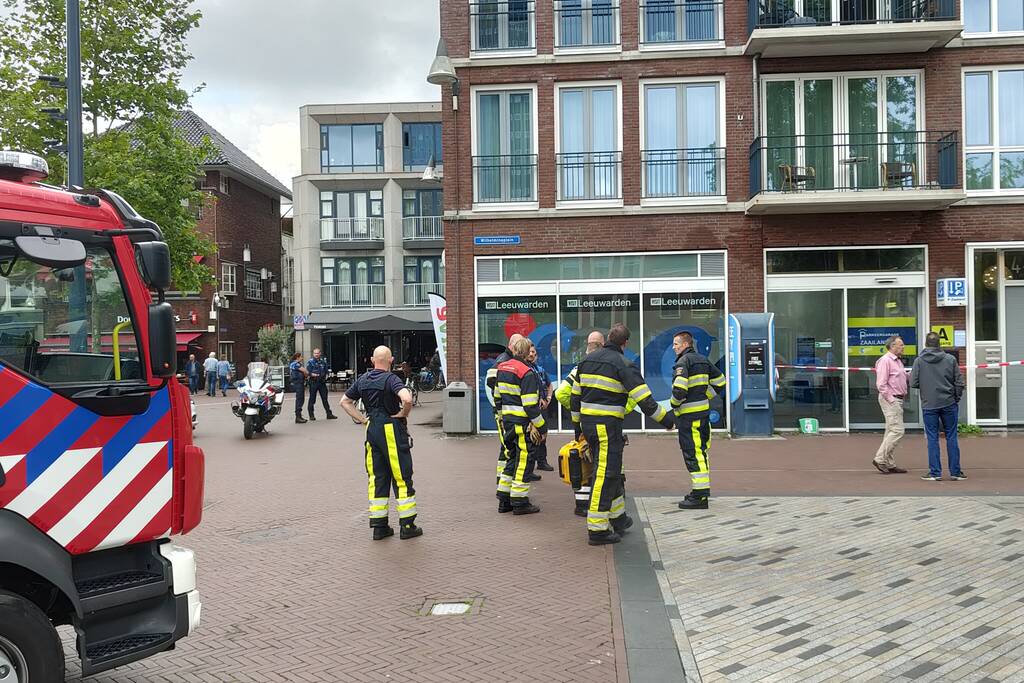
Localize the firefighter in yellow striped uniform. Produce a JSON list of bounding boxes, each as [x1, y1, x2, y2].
[[671, 331, 727, 510], [571, 324, 674, 545], [495, 337, 545, 515], [486, 333, 525, 503]]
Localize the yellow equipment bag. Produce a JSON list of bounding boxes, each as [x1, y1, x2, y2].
[[557, 439, 593, 486]]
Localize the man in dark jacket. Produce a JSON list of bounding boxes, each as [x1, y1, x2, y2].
[[911, 332, 966, 482]]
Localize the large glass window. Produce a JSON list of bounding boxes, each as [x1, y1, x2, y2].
[[502, 254, 698, 281], [556, 0, 618, 48], [245, 269, 263, 301], [221, 262, 237, 295], [640, 0, 721, 44], [471, 0, 535, 51], [643, 81, 723, 198], [402, 123, 443, 171], [558, 85, 620, 201], [320, 190, 384, 240], [320, 124, 383, 173], [766, 248, 925, 273], [0, 241, 142, 383], [965, 68, 1024, 193], [474, 89, 535, 203], [965, 0, 1024, 33], [402, 189, 442, 217]]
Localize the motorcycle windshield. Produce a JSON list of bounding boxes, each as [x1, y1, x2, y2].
[[246, 362, 268, 384]]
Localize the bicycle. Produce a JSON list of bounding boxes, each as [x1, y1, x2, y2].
[[417, 369, 438, 393], [405, 376, 420, 406]]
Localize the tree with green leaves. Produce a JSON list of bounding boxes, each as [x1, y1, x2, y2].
[[0, 0, 214, 290], [257, 324, 291, 366]]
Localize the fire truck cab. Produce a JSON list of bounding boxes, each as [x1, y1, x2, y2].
[[0, 151, 204, 681]]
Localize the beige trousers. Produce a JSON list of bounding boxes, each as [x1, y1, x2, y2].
[[874, 395, 905, 467]]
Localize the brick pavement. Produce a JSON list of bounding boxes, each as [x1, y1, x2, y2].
[[639, 495, 1024, 683], [62, 392, 624, 682]]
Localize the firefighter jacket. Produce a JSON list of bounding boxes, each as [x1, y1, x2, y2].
[[556, 365, 638, 414], [495, 358, 546, 430], [485, 350, 513, 413], [570, 343, 673, 427], [671, 347, 726, 418]]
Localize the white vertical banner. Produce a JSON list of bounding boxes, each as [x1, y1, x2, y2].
[[428, 292, 448, 381]]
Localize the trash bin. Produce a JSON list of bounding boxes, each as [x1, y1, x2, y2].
[[443, 382, 476, 434]]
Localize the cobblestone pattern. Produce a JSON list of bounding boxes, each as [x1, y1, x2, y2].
[[639, 496, 1024, 683]]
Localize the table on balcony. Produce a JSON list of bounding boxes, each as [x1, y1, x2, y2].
[[840, 156, 869, 190]]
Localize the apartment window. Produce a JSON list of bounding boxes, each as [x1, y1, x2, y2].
[[219, 175, 231, 195], [642, 80, 724, 198], [404, 256, 444, 284], [557, 84, 621, 202], [965, 0, 1024, 33], [321, 257, 385, 286], [403, 123, 443, 170], [283, 256, 295, 313], [640, 0, 722, 45], [319, 190, 384, 240], [219, 342, 234, 363], [221, 262, 237, 295], [965, 68, 1024, 193], [473, 88, 537, 203], [403, 189, 443, 217], [245, 268, 263, 301], [555, 0, 620, 49], [471, 0, 535, 52], [319, 124, 384, 172]]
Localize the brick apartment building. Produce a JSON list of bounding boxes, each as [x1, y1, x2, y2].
[[436, 0, 1024, 432], [167, 111, 292, 373]]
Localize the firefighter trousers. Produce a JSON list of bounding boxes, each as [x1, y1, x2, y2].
[[500, 422, 535, 505], [364, 417, 417, 527], [677, 414, 711, 495], [581, 418, 626, 533], [495, 414, 509, 492]]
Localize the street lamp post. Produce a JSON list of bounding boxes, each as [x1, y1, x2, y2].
[[66, 0, 83, 187]]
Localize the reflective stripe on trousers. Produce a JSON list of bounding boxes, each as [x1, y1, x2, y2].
[[582, 418, 626, 532], [677, 414, 711, 493], [364, 417, 417, 526], [501, 423, 535, 500]]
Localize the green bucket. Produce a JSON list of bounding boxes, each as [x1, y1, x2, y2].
[[798, 417, 820, 434]]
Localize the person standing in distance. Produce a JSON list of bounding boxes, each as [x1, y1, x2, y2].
[[912, 332, 966, 481], [216, 356, 232, 397], [671, 331, 727, 510], [289, 352, 309, 424], [873, 336, 910, 475], [487, 333, 525, 500], [306, 348, 338, 420], [203, 352, 218, 397], [184, 353, 200, 395], [340, 345, 422, 540]]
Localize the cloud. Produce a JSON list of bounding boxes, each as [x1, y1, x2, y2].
[[183, 0, 441, 188]]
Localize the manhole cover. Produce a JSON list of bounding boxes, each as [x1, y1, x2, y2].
[[430, 602, 471, 616], [418, 597, 483, 616]]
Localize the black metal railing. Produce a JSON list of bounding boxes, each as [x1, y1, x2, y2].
[[470, 1, 536, 51], [473, 154, 538, 203], [748, 0, 956, 32], [554, 0, 620, 48], [642, 148, 726, 198], [748, 130, 960, 198], [640, 1, 723, 44], [556, 151, 622, 201]]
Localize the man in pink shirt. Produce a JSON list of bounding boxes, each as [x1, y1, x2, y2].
[[873, 335, 909, 474]]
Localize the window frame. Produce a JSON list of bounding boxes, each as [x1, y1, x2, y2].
[[962, 65, 1024, 196], [638, 0, 725, 51], [221, 262, 238, 295], [963, 0, 1024, 36], [321, 257, 386, 286], [402, 122, 443, 171], [319, 123, 385, 173], [469, 0, 537, 57], [553, 0, 622, 54], [554, 80, 624, 208], [403, 255, 445, 285], [470, 83, 540, 210], [245, 268, 264, 302]]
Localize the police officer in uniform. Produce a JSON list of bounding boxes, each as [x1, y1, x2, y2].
[[289, 352, 308, 424], [486, 333, 525, 499], [495, 337, 545, 515], [306, 347, 337, 420], [671, 331, 727, 510], [571, 324, 674, 545], [340, 345, 422, 540]]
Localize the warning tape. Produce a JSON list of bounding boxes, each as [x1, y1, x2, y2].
[[777, 360, 1024, 373]]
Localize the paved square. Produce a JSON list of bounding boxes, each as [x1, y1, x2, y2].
[[639, 496, 1024, 683]]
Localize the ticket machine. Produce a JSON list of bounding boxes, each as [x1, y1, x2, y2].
[[728, 313, 776, 437]]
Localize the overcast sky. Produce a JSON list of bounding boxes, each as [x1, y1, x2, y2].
[[183, 0, 441, 195]]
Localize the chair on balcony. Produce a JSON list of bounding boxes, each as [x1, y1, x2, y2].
[[778, 164, 816, 191], [881, 161, 916, 189]]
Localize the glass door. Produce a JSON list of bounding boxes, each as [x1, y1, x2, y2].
[[847, 287, 921, 427]]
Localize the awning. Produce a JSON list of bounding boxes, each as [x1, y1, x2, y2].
[[324, 314, 432, 333], [176, 332, 203, 351], [306, 308, 433, 332]]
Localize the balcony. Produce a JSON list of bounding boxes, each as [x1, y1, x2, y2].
[[642, 147, 726, 201], [554, 1, 620, 51], [470, 1, 535, 54], [473, 154, 537, 205], [556, 151, 622, 203], [746, 0, 961, 57], [402, 216, 444, 249], [320, 284, 386, 309], [747, 130, 965, 214], [319, 218, 385, 250], [639, 1, 724, 48], [403, 282, 446, 307]]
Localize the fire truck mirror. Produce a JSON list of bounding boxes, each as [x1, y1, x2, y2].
[[14, 234, 86, 268], [136, 241, 172, 291], [149, 301, 177, 378]]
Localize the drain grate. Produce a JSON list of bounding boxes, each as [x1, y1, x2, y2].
[[419, 597, 484, 616], [430, 602, 471, 615]]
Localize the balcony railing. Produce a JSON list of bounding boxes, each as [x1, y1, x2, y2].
[[639, 1, 723, 45], [470, 1, 535, 52], [319, 217, 385, 242], [402, 216, 444, 240], [554, 0, 620, 49], [748, 130, 960, 197], [642, 147, 726, 199], [557, 151, 622, 201], [473, 154, 537, 203], [404, 282, 446, 307], [748, 0, 955, 31], [320, 284, 386, 309]]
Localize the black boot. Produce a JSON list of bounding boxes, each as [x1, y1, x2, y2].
[[512, 500, 541, 515], [295, 415, 307, 424], [497, 495, 513, 514], [326, 413, 339, 420], [525, 473, 542, 482], [536, 458, 554, 472], [588, 529, 622, 546], [574, 503, 588, 518], [400, 523, 423, 539], [372, 526, 394, 541], [612, 514, 634, 534], [678, 492, 709, 510], [308, 413, 316, 421]]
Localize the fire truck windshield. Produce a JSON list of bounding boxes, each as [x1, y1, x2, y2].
[[0, 239, 143, 384]]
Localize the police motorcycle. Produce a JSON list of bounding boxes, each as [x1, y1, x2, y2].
[[231, 362, 285, 439]]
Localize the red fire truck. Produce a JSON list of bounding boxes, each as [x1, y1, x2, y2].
[[0, 151, 204, 681]]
